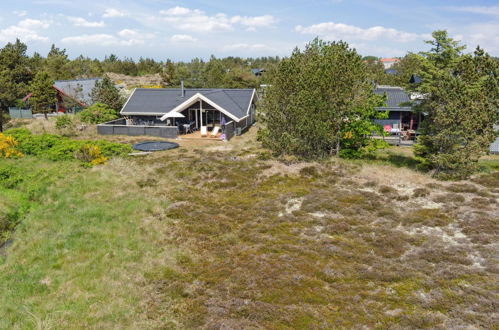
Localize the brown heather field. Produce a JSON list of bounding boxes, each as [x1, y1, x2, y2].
[[0, 120, 498, 329]]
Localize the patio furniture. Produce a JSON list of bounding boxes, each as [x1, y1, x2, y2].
[[211, 126, 220, 137], [201, 126, 208, 137]]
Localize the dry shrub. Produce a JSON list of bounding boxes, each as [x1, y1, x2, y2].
[[403, 209, 452, 227], [433, 193, 465, 204], [472, 172, 499, 189], [413, 188, 430, 198], [446, 183, 479, 194]]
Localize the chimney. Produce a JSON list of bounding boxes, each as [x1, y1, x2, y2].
[[181, 80, 185, 98]]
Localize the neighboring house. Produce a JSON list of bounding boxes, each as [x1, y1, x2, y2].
[[384, 68, 398, 75], [54, 78, 101, 106], [373, 85, 422, 135], [380, 58, 400, 69], [98, 87, 257, 140], [23, 78, 101, 113], [251, 68, 266, 77]]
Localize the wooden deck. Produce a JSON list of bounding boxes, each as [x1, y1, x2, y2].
[[179, 131, 223, 141]]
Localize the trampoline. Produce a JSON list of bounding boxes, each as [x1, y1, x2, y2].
[[132, 141, 179, 152]]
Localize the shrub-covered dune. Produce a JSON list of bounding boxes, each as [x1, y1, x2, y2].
[[0, 128, 498, 328]]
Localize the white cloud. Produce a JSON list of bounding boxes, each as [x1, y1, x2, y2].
[[171, 34, 197, 43], [449, 5, 499, 17], [157, 7, 277, 33], [61, 34, 117, 45], [19, 18, 51, 30], [0, 19, 51, 42], [68, 16, 105, 27], [231, 15, 277, 29], [452, 22, 499, 54], [159, 8, 232, 32], [223, 43, 268, 51], [62, 30, 155, 47], [295, 22, 425, 43], [13, 10, 28, 17], [160, 6, 194, 16], [102, 8, 128, 18], [118, 28, 155, 40]]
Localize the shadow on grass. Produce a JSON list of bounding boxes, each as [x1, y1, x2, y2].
[[384, 153, 420, 169], [360, 148, 420, 170]]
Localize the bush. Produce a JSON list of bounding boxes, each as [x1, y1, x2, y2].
[[79, 102, 119, 124], [75, 145, 107, 166], [55, 115, 77, 136], [0, 132, 23, 158], [55, 115, 74, 129], [4, 128, 131, 163], [0, 165, 23, 189]]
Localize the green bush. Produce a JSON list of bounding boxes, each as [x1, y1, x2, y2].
[[55, 115, 75, 130], [0, 165, 23, 189], [79, 102, 119, 124], [4, 128, 131, 162]]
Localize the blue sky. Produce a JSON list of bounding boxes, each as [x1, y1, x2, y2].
[[1, 0, 498, 60]]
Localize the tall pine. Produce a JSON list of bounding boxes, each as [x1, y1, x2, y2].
[[415, 31, 499, 178]]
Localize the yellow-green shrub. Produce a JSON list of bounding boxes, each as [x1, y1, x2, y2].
[[75, 144, 108, 166], [0, 133, 23, 158]]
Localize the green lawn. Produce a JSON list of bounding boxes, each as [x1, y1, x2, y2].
[[0, 141, 498, 328]]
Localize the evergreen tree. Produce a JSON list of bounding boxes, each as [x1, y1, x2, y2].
[[415, 32, 499, 178], [45, 44, 72, 80], [161, 59, 177, 87], [90, 76, 124, 111], [29, 71, 57, 119], [258, 38, 386, 159], [0, 39, 34, 131], [203, 55, 226, 88]]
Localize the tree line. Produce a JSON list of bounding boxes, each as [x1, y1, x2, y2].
[[259, 30, 499, 178], [0, 39, 279, 130]]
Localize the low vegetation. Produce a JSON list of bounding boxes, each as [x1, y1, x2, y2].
[[4, 128, 130, 162], [0, 126, 497, 328], [79, 102, 119, 124]]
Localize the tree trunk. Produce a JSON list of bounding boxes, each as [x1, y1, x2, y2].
[[0, 108, 3, 132], [44, 111, 48, 120]]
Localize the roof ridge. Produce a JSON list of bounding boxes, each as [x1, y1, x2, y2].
[[55, 78, 101, 83]]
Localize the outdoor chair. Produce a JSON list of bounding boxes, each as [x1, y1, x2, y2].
[[201, 126, 208, 137], [211, 126, 220, 138]]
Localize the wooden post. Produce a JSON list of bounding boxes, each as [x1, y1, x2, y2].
[[200, 101, 203, 127]]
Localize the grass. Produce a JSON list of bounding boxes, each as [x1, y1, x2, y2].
[[0, 126, 498, 328]]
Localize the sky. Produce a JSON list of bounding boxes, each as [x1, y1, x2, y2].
[[0, 0, 498, 61]]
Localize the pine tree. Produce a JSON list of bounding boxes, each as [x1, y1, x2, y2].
[[45, 44, 72, 80], [29, 71, 57, 119], [0, 39, 34, 131], [90, 76, 124, 111], [258, 38, 386, 159], [415, 33, 499, 178], [203, 55, 225, 88]]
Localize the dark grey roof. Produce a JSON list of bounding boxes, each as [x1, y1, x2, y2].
[[384, 68, 398, 75], [121, 88, 255, 120], [54, 78, 101, 105], [374, 86, 412, 111], [409, 74, 422, 84]]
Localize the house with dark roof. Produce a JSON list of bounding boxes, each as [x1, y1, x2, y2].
[[23, 78, 101, 113], [98, 87, 257, 140], [374, 86, 422, 140]]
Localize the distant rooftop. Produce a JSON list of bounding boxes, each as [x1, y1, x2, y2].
[[54, 78, 102, 105], [374, 86, 412, 111]]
